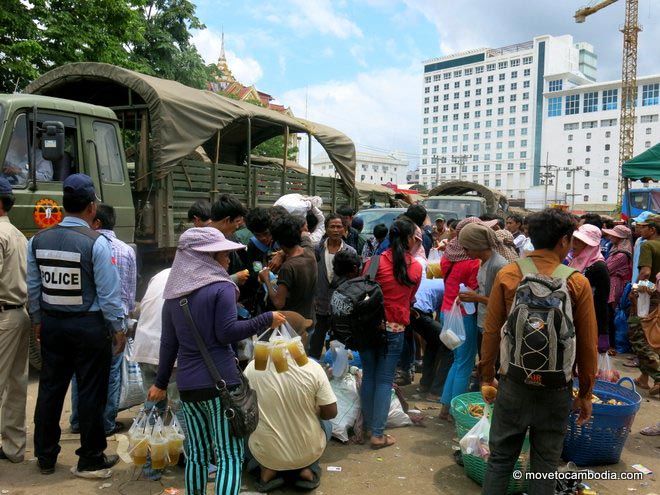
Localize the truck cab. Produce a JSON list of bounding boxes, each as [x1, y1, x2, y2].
[[422, 195, 487, 219], [0, 94, 134, 240]]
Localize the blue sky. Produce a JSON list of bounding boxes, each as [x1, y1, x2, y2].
[[192, 0, 660, 168]]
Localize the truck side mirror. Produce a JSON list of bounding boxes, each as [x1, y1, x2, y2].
[[40, 121, 64, 161]]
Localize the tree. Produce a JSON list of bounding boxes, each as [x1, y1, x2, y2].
[[0, 0, 43, 92], [34, 0, 147, 71], [254, 136, 299, 162], [131, 0, 211, 89]]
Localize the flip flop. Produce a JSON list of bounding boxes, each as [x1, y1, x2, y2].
[[294, 463, 321, 491], [255, 476, 285, 493], [639, 425, 660, 436], [370, 434, 396, 450], [634, 378, 650, 390], [649, 384, 659, 397], [607, 348, 617, 357], [623, 359, 640, 368]]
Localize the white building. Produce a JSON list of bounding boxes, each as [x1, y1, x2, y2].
[[407, 168, 420, 184], [540, 74, 660, 211], [312, 151, 409, 185], [419, 35, 597, 199]]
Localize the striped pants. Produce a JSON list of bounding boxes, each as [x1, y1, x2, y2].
[[182, 396, 245, 495]]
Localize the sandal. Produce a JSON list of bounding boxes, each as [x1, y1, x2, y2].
[[294, 463, 321, 491], [623, 358, 639, 368], [649, 384, 659, 397], [607, 348, 617, 357], [639, 424, 660, 436], [634, 378, 650, 390], [370, 434, 396, 450], [255, 476, 285, 493]]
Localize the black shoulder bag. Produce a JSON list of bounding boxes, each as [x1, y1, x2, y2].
[[179, 297, 259, 438]]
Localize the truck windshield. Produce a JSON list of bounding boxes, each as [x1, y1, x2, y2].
[[423, 198, 483, 218]]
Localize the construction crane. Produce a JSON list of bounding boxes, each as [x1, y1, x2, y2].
[[575, 0, 641, 207]]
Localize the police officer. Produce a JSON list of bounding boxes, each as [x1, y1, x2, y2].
[[27, 174, 125, 477], [0, 177, 30, 463]]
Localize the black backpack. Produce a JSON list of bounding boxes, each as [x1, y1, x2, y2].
[[329, 255, 386, 351]]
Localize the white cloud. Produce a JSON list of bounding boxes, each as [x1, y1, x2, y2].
[[282, 67, 422, 167], [191, 29, 264, 85], [264, 0, 363, 39]]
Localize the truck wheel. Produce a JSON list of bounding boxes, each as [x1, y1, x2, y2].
[[29, 328, 42, 370]]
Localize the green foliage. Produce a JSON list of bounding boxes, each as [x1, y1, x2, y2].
[[254, 136, 299, 161], [131, 0, 211, 89], [0, 0, 213, 93], [0, 0, 43, 92]]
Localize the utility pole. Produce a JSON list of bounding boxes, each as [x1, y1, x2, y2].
[[431, 154, 447, 187], [553, 165, 584, 208], [452, 153, 472, 181], [570, 166, 584, 209], [542, 152, 556, 208]]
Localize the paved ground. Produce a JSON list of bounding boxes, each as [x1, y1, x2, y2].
[[1, 353, 658, 495]]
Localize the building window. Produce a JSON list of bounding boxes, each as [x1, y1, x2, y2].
[[487, 63, 496, 71], [522, 116, 529, 123], [498, 61, 508, 69], [583, 195, 589, 202], [604, 169, 609, 176], [521, 128, 528, 135], [585, 171, 590, 177], [511, 71, 518, 79], [524, 80, 530, 88], [498, 84, 505, 92], [642, 83, 660, 106], [646, 127, 652, 135], [454, 70, 462, 77], [565, 94, 580, 115], [523, 56, 532, 64], [499, 73, 506, 81], [522, 104, 529, 112], [640, 114, 659, 123], [510, 94, 517, 102], [568, 134, 573, 141], [646, 141, 652, 148], [548, 97, 562, 117], [586, 145, 591, 152], [583, 91, 598, 112], [604, 157, 610, 164], [495, 179, 502, 187], [586, 132, 592, 139], [601, 118, 617, 127], [602, 195, 608, 202], [603, 182, 608, 189], [584, 183, 590, 190], [566, 184, 571, 190], [476, 66, 484, 74], [585, 158, 590, 164], [605, 144, 610, 151], [549, 79, 563, 92], [564, 123, 579, 130], [567, 159, 572, 166], [605, 131, 611, 138], [602, 89, 618, 110], [567, 147, 573, 154]]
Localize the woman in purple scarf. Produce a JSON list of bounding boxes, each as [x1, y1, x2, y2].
[[147, 227, 285, 495]]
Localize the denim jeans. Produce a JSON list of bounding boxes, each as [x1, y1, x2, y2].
[[440, 313, 478, 407], [360, 331, 404, 437], [482, 377, 572, 495], [399, 326, 416, 374], [411, 313, 454, 395], [70, 350, 122, 434]]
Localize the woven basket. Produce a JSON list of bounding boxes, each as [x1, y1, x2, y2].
[[562, 377, 642, 466]]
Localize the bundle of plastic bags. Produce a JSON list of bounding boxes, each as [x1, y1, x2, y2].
[[596, 352, 621, 383], [274, 194, 322, 218], [119, 338, 145, 410], [253, 322, 308, 373], [127, 408, 185, 468]]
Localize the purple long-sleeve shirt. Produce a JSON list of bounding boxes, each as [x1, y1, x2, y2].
[[155, 281, 272, 390]]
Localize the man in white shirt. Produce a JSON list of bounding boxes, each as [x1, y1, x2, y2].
[[506, 213, 527, 253], [245, 345, 337, 492]]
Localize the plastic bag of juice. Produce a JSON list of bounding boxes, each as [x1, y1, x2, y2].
[[148, 417, 169, 470], [164, 412, 185, 466], [127, 410, 149, 467]]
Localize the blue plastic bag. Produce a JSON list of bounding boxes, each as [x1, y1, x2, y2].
[[614, 283, 632, 354]]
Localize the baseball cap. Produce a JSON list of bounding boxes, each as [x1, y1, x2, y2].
[[602, 225, 631, 239], [573, 224, 602, 247], [0, 177, 12, 195], [63, 174, 100, 204], [435, 214, 445, 221], [633, 211, 653, 224], [178, 227, 246, 253]]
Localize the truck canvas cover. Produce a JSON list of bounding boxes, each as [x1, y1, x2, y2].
[[25, 62, 356, 194]]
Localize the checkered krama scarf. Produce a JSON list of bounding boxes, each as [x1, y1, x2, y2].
[[444, 217, 483, 262]]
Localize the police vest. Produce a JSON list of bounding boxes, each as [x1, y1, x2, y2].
[[31, 225, 101, 313]]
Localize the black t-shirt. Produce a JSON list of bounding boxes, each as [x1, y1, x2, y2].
[[277, 249, 318, 321], [584, 260, 610, 336]]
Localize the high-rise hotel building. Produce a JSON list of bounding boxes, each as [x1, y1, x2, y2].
[[420, 34, 659, 210]]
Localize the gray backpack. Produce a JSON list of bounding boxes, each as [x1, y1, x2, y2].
[[499, 258, 577, 388]]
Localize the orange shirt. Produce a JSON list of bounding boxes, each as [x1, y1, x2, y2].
[[478, 249, 598, 398]]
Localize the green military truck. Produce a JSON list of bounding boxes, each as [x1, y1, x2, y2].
[[1, 62, 358, 260], [1, 63, 359, 368]]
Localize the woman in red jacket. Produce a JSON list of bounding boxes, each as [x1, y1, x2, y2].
[[361, 218, 422, 449], [438, 217, 480, 421]]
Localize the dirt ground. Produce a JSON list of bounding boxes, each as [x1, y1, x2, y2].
[[1, 353, 658, 495]]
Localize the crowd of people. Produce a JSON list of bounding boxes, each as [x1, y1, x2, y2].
[[0, 172, 658, 495]]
